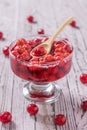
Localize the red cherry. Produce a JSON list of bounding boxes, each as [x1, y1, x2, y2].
[[32, 46, 47, 56], [0, 32, 3, 39], [81, 100, 87, 111], [20, 51, 30, 61], [27, 104, 39, 115], [3, 46, 9, 56], [0, 111, 12, 124], [54, 114, 66, 125], [16, 38, 27, 46], [12, 50, 19, 57], [45, 54, 55, 62], [80, 74, 87, 84], [63, 52, 70, 58], [63, 44, 72, 53], [27, 16, 34, 23], [38, 29, 45, 35], [70, 20, 77, 28]]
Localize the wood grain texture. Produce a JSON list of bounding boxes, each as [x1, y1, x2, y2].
[[0, 0, 87, 130]]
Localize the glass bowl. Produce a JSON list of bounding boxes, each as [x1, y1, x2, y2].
[[9, 37, 73, 103]]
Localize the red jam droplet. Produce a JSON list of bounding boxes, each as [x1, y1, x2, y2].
[[54, 114, 66, 125], [80, 74, 87, 84], [81, 100, 87, 111], [3, 46, 9, 56], [0, 111, 12, 124], [0, 32, 3, 39], [38, 29, 45, 34], [27, 104, 39, 115], [27, 15, 34, 23]]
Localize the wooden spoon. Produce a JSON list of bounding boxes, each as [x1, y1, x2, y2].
[[30, 17, 73, 57]]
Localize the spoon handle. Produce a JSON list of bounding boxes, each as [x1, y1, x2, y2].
[[49, 17, 73, 46]]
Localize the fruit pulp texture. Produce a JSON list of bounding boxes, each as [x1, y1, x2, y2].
[[10, 38, 73, 83]]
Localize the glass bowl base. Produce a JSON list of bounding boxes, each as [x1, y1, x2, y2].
[[23, 82, 61, 103]]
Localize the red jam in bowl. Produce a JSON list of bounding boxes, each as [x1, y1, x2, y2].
[[9, 38, 73, 83]]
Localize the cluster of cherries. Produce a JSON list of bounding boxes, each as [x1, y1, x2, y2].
[[1, 96, 87, 126], [0, 104, 66, 125], [0, 90, 87, 126]]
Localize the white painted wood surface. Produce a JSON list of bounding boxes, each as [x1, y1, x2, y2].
[[0, 0, 87, 130]]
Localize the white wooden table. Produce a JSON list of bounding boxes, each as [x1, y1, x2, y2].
[[0, 0, 87, 130]]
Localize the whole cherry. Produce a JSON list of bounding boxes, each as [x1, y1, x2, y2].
[[27, 104, 39, 115], [70, 20, 77, 28], [27, 16, 34, 23], [81, 100, 87, 111], [70, 20, 79, 29], [0, 32, 3, 39], [0, 111, 12, 124], [54, 114, 66, 125], [3, 46, 9, 56], [38, 29, 45, 35], [80, 74, 87, 84]]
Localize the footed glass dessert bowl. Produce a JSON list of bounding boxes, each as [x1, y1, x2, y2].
[[9, 37, 73, 103]]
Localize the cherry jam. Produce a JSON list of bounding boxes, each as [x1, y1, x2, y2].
[[9, 38, 73, 83]]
